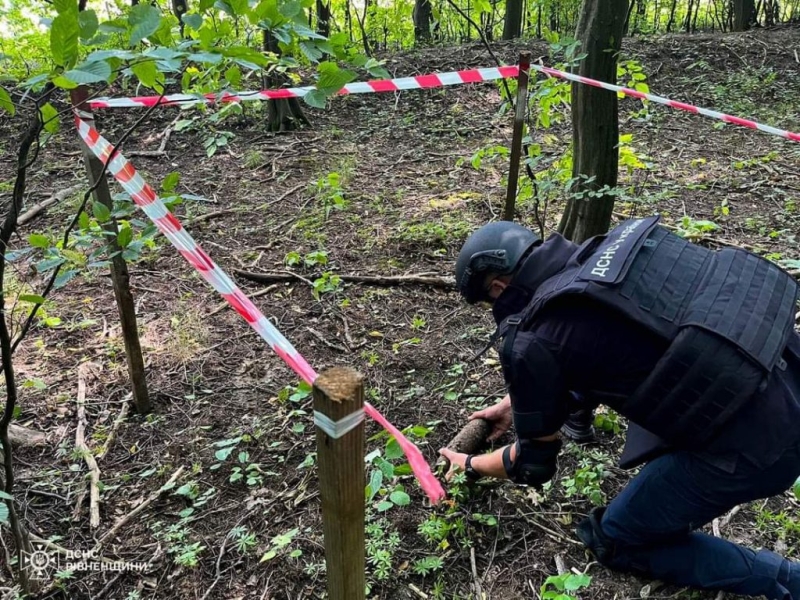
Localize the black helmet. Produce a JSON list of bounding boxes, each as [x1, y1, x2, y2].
[[455, 221, 540, 304]]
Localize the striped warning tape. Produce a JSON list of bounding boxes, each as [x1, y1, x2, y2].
[[88, 66, 519, 108], [87, 62, 800, 143], [73, 111, 446, 504]]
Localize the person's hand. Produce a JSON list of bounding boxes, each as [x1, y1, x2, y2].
[[437, 448, 467, 482], [468, 395, 512, 442]]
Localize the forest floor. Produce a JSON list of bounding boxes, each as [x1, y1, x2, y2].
[[1, 25, 800, 600]]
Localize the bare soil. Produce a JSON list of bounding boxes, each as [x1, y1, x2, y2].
[[1, 27, 799, 600]]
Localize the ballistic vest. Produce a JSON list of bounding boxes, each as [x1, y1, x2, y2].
[[502, 215, 799, 448]]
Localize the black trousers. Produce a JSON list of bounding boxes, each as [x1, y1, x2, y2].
[[594, 441, 800, 599]]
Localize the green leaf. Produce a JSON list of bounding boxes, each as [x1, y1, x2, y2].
[[302, 89, 327, 109], [36, 257, 66, 272], [376, 500, 393, 512], [53, 0, 79, 15], [221, 45, 268, 67], [368, 469, 383, 501], [64, 59, 112, 85], [54, 269, 79, 289], [128, 4, 162, 46], [385, 438, 403, 461], [0, 87, 14, 116], [182, 13, 203, 30], [224, 65, 242, 88], [131, 60, 162, 90], [93, 201, 111, 223], [389, 490, 411, 506], [162, 171, 180, 193], [0, 500, 8, 525], [28, 234, 50, 249], [564, 574, 592, 591], [19, 294, 46, 304], [78, 211, 91, 231], [51, 12, 80, 68], [215, 446, 235, 461], [259, 549, 277, 562], [117, 225, 133, 248], [189, 52, 223, 64], [377, 458, 394, 479], [78, 10, 99, 40], [41, 103, 60, 134], [316, 61, 356, 94]]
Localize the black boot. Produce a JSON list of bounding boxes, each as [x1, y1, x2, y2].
[[561, 408, 596, 444]]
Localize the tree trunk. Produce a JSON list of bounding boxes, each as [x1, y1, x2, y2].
[[413, 0, 433, 41], [503, 0, 524, 38], [263, 30, 310, 132], [71, 88, 152, 415], [558, 0, 627, 243], [734, 0, 757, 27], [172, 0, 189, 37], [666, 0, 678, 30], [316, 0, 331, 37]]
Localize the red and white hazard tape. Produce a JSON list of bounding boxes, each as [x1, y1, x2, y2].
[[73, 111, 446, 504], [88, 66, 519, 108], [88, 62, 800, 143], [527, 63, 800, 143]]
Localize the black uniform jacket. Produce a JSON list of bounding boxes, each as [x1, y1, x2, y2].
[[492, 233, 800, 472]]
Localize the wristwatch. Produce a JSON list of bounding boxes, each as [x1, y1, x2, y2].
[[464, 454, 482, 481]]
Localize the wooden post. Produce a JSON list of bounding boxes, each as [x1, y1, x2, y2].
[[313, 367, 365, 600], [70, 87, 152, 414], [504, 51, 531, 222]]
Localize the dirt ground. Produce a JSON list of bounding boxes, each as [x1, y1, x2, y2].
[[1, 26, 800, 600]]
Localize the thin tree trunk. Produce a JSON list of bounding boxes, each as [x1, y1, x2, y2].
[[558, 0, 628, 243], [71, 88, 152, 415], [316, 0, 331, 37], [172, 0, 188, 37], [503, 0, 524, 38], [414, 0, 433, 41], [666, 0, 677, 30]]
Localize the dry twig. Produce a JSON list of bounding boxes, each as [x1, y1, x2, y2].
[[75, 363, 102, 528], [96, 396, 131, 459], [233, 268, 455, 288], [17, 184, 83, 226], [93, 465, 185, 552]]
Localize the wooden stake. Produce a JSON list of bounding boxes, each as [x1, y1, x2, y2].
[[504, 51, 531, 222], [70, 87, 151, 414], [313, 367, 365, 600]]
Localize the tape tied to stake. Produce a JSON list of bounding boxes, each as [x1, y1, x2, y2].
[[313, 409, 365, 439], [71, 113, 447, 505]]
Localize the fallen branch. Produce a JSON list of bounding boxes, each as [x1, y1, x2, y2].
[[233, 269, 455, 289], [126, 115, 179, 157], [188, 209, 235, 225], [17, 184, 83, 227], [75, 363, 101, 529], [96, 396, 131, 459], [94, 465, 185, 553], [8, 423, 46, 447]]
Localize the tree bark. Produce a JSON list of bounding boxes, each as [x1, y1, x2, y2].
[[558, 0, 627, 244], [71, 88, 152, 415], [172, 0, 189, 36], [414, 0, 433, 41], [316, 0, 331, 37], [263, 30, 310, 132], [666, 0, 678, 30], [503, 0, 524, 38], [733, 0, 757, 28]]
